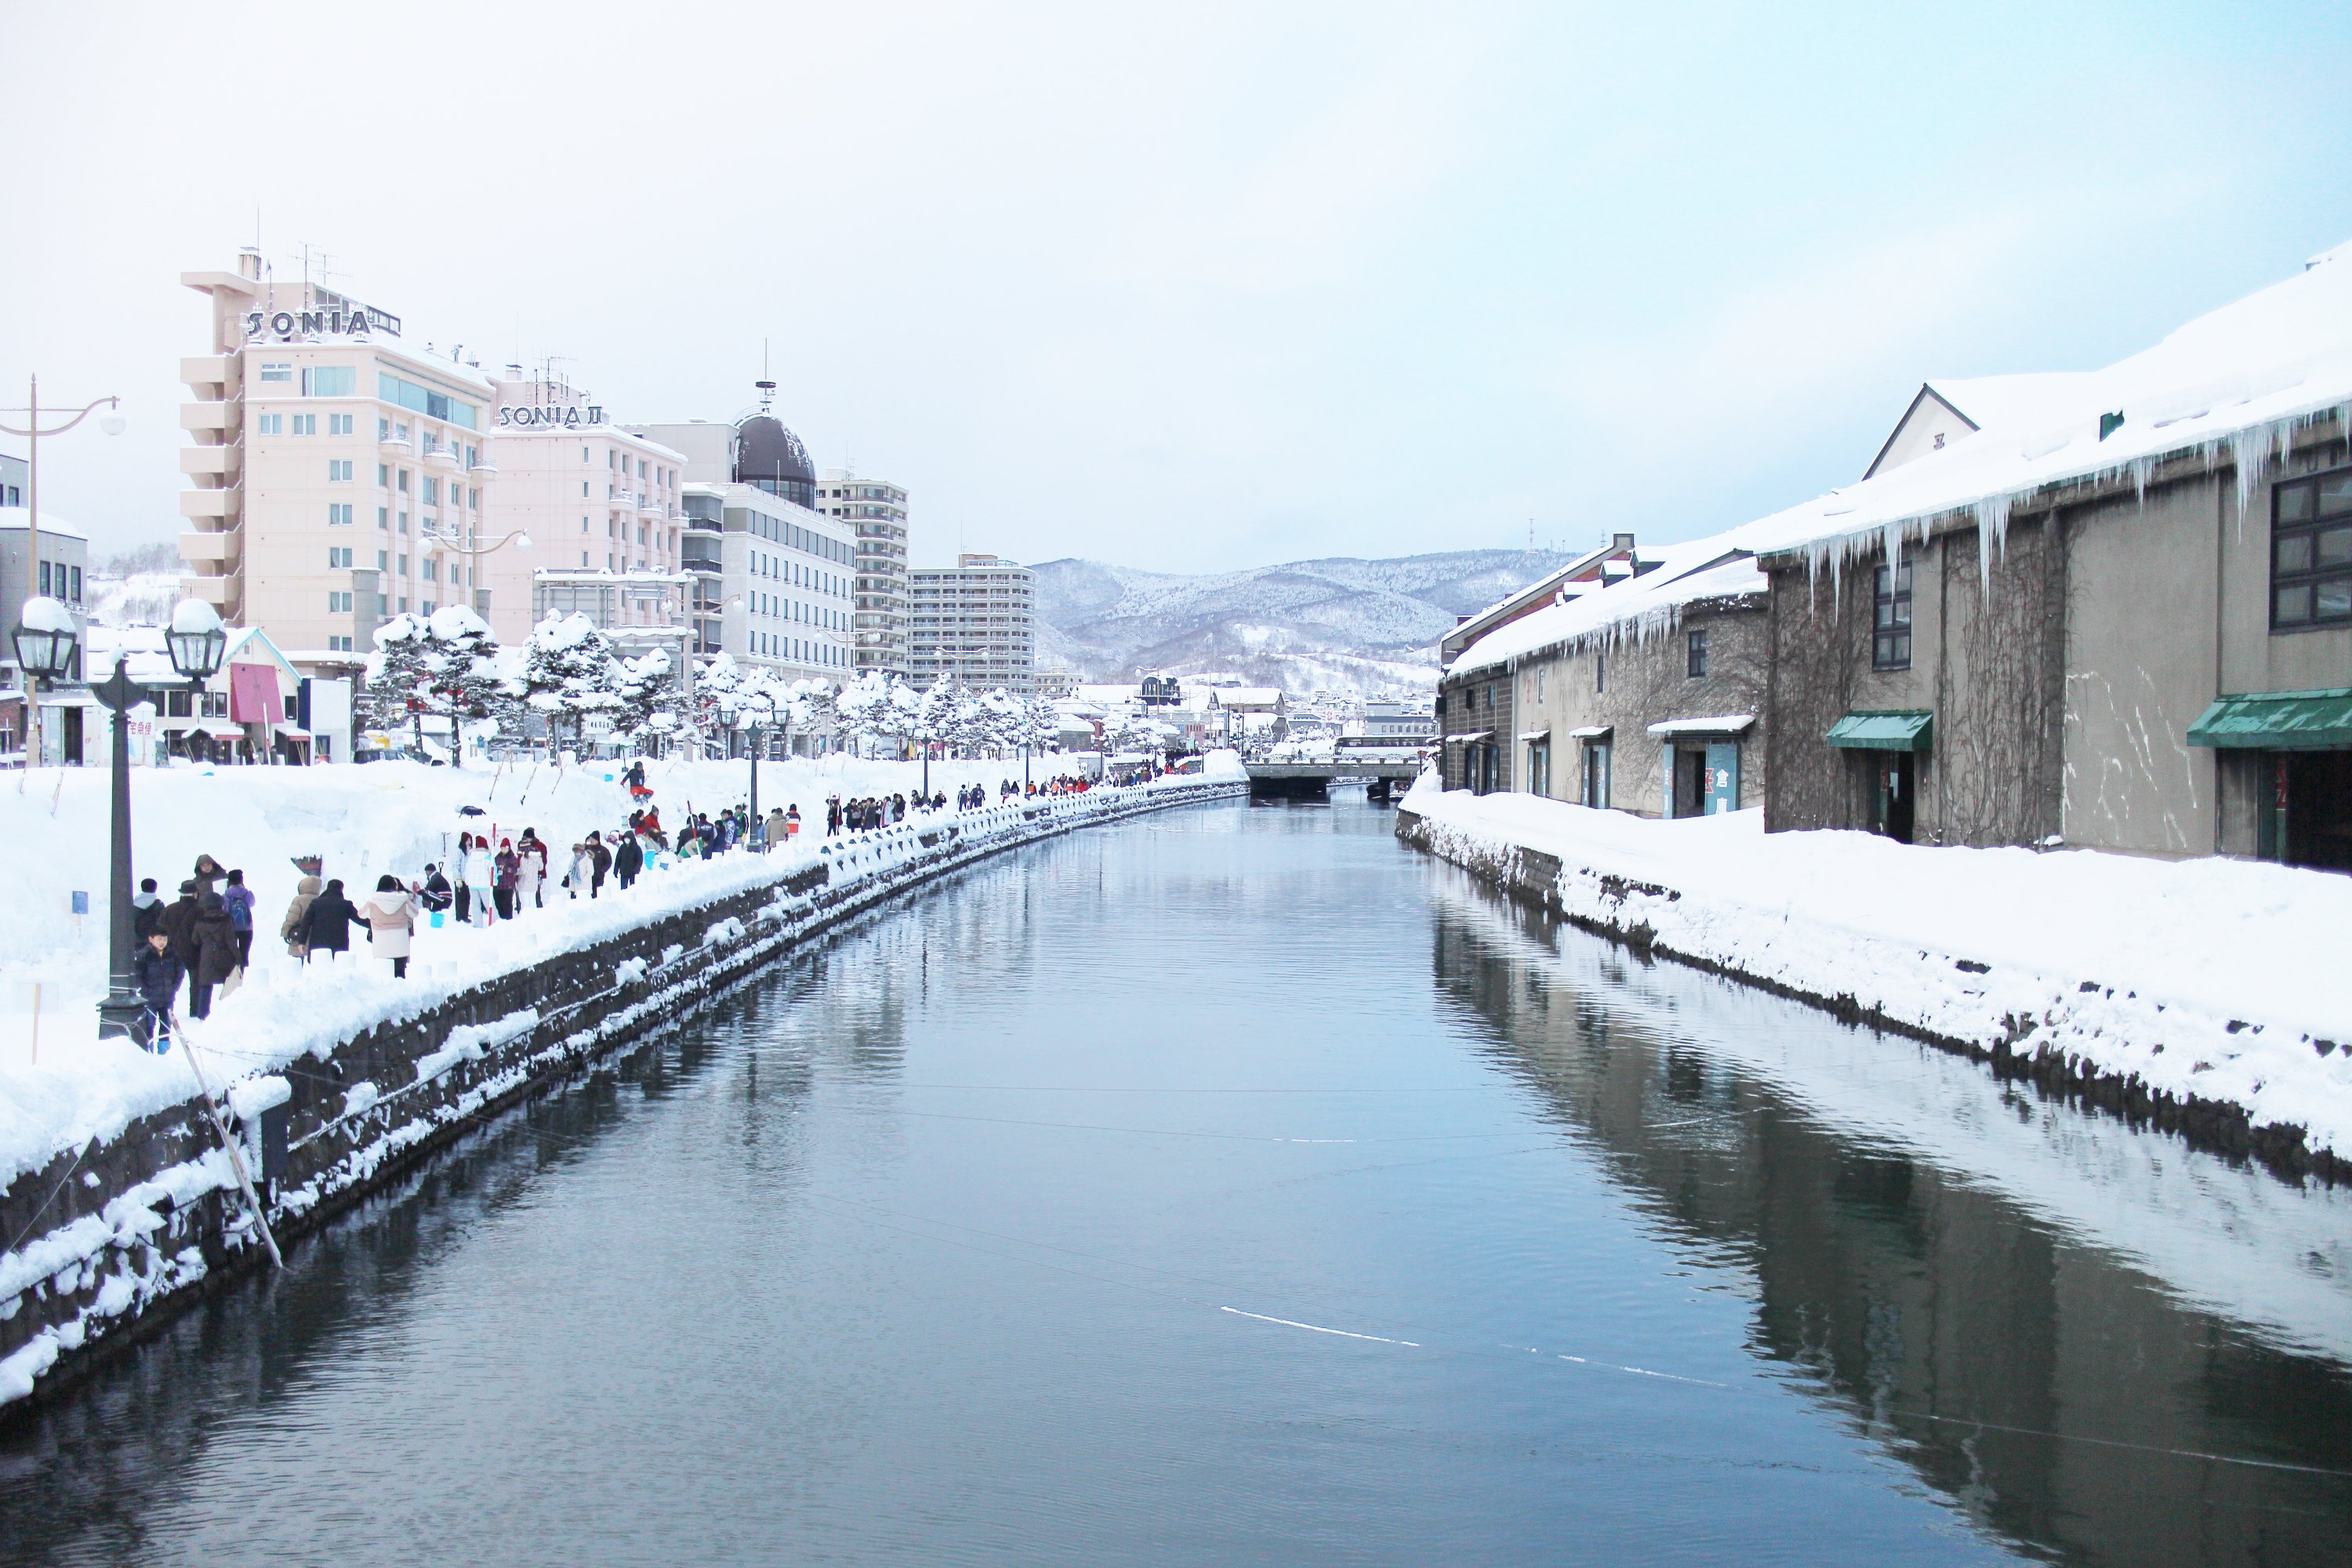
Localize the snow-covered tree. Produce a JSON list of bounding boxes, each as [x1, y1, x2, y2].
[[361, 608, 514, 766], [522, 611, 621, 747], [611, 646, 675, 741]]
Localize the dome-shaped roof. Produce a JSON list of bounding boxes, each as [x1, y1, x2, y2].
[[733, 414, 814, 489]]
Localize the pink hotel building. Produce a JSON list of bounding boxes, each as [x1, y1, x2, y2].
[[180, 253, 688, 655]]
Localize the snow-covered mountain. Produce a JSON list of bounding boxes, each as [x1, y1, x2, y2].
[[1030, 550, 1574, 695]]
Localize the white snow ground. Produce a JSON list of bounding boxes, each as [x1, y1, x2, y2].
[[1401, 774, 2352, 1163], [0, 752, 1241, 1185]]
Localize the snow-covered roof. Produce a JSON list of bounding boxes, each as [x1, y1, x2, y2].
[[1740, 238, 2352, 583], [1209, 686, 1283, 706], [223, 626, 301, 686], [1447, 546, 1766, 680], [1646, 713, 1757, 737], [0, 507, 85, 542]]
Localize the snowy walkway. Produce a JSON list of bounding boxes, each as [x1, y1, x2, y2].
[[1399, 775, 2352, 1165], [1, 753, 1241, 1186]]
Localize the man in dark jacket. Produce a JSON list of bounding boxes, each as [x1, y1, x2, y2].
[[132, 930, 183, 1046], [585, 833, 612, 898], [159, 880, 202, 974], [419, 863, 454, 914], [613, 833, 643, 891], [300, 878, 364, 964], [132, 879, 165, 943], [188, 894, 240, 1019]]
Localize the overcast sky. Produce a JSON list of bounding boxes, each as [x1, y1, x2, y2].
[[5, 1, 2350, 572]]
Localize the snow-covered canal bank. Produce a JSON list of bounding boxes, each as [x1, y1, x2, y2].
[[1398, 777, 2352, 1178], [1, 801, 2344, 1566]]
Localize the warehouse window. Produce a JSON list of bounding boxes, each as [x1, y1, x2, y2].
[[1686, 627, 1708, 678], [1873, 561, 1913, 670], [2272, 467, 2352, 629]]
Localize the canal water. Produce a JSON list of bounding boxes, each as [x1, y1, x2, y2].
[[3, 800, 2348, 1566]]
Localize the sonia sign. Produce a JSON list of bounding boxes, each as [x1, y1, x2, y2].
[[495, 404, 608, 429], [245, 304, 402, 339]]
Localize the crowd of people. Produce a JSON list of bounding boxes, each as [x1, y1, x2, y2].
[[122, 760, 1157, 1050]]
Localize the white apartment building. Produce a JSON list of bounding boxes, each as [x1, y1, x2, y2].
[[633, 403, 854, 678], [813, 469, 909, 680], [910, 554, 1036, 694], [181, 254, 501, 652], [485, 369, 688, 644]]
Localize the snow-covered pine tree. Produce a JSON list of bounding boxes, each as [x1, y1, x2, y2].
[[523, 611, 620, 748]]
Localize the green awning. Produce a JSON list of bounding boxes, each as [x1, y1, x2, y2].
[[2187, 688, 2352, 749], [1824, 710, 1933, 752]]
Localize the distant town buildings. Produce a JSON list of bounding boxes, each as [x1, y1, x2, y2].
[[635, 401, 855, 679], [910, 554, 1036, 693], [815, 470, 910, 680]]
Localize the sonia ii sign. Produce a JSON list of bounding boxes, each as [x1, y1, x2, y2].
[[495, 404, 608, 429]]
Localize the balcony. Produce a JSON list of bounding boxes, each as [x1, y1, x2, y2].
[[467, 458, 499, 476], [180, 356, 237, 394], [422, 445, 460, 470], [179, 445, 241, 480], [179, 489, 238, 521], [179, 575, 236, 608], [379, 434, 414, 457], [179, 529, 240, 565], [180, 401, 239, 436]]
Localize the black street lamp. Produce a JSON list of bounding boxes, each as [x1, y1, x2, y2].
[[95, 601, 226, 1044], [12, 594, 78, 766]]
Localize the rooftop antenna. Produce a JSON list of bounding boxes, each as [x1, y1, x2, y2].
[[755, 338, 776, 411]]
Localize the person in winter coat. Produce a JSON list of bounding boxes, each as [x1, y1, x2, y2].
[[517, 829, 548, 909], [493, 840, 521, 920], [221, 869, 256, 970], [612, 832, 644, 890], [188, 893, 240, 1018], [360, 875, 416, 978], [300, 878, 363, 962], [764, 806, 788, 849], [585, 832, 612, 897], [564, 842, 590, 899], [191, 853, 227, 898], [419, 863, 454, 915], [281, 874, 321, 958], [133, 929, 182, 1044], [132, 878, 164, 942], [463, 836, 496, 927], [161, 880, 202, 972], [452, 833, 475, 924]]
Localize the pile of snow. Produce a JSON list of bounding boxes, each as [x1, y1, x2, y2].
[[1402, 776, 2352, 1160], [0, 753, 1236, 1185]]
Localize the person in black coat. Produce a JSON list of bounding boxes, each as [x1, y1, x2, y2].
[[132, 878, 165, 943], [132, 930, 183, 1045], [585, 833, 612, 898], [613, 833, 643, 891], [300, 877, 364, 963], [419, 862, 454, 914], [158, 880, 202, 974], [188, 893, 241, 1019]]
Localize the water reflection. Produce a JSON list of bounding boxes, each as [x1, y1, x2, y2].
[[1428, 871, 2352, 1565]]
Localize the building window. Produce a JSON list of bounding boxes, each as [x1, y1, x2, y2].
[[1686, 627, 1708, 678], [328, 503, 354, 525], [292, 413, 317, 436], [1595, 649, 1604, 694], [257, 412, 282, 436], [328, 546, 353, 568], [328, 459, 354, 482], [329, 591, 353, 613], [329, 413, 354, 435], [377, 506, 389, 530], [1873, 561, 1913, 669], [301, 365, 356, 397], [259, 361, 293, 383], [2272, 468, 2352, 629]]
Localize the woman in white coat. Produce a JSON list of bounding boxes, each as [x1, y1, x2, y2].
[[360, 875, 416, 978], [463, 837, 497, 927]]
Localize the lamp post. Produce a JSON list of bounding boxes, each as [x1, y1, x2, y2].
[[2, 378, 123, 767], [93, 601, 225, 1042], [12, 595, 76, 768]]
